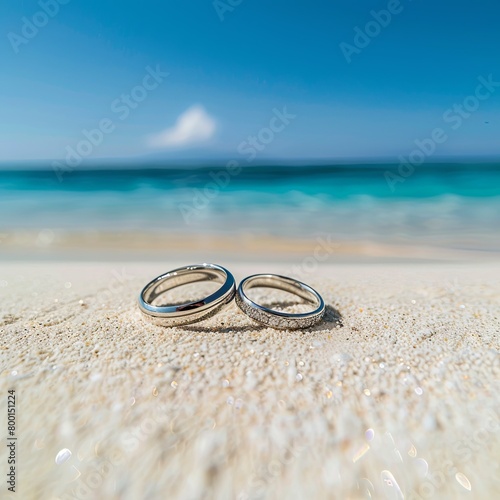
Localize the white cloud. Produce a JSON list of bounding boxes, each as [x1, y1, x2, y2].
[[148, 105, 216, 149]]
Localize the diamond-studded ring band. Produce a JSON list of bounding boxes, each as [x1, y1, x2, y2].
[[236, 274, 325, 329], [138, 263, 236, 327]]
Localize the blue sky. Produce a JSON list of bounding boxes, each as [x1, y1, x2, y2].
[[1, 0, 499, 162]]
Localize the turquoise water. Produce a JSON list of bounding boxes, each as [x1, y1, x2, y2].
[[1, 163, 500, 249]]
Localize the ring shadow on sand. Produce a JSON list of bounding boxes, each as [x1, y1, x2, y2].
[[178, 303, 343, 334]]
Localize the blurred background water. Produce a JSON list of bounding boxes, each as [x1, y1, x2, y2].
[[2, 1, 500, 262], [1, 162, 499, 257]]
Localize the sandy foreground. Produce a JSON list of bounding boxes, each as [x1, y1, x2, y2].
[[0, 261, 499, 499]]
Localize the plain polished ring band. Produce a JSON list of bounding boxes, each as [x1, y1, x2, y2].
[[236, 274, 325, 329], [138, 263, 236, 326]]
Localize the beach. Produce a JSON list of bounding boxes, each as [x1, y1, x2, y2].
[[3, 0, 500, 497], [1, 260, 499, 499]]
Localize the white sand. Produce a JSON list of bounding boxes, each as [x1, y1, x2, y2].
[[1, 261, 499, 499]]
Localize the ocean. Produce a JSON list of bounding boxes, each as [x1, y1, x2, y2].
[[1, 162, 500, 252]]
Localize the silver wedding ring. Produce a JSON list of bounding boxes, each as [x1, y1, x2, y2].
[[139, 265, 325, 329], [236, 274, 325, 329], [138, 263, 236, 326]]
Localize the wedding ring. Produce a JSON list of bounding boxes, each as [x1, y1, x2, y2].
[[236, 274, 325, 329], [138, 263, 236, 326]]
